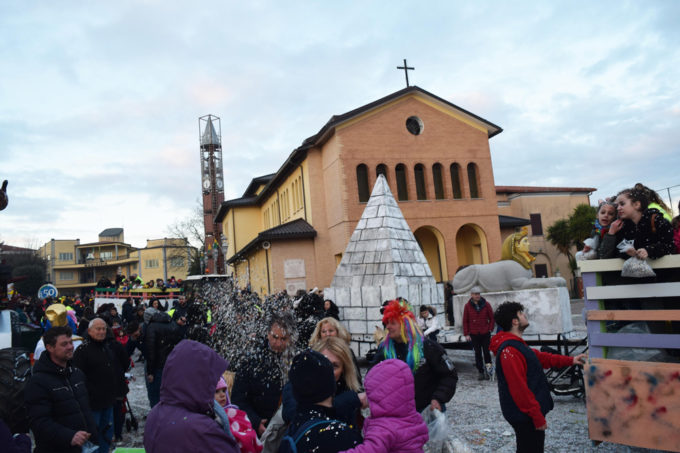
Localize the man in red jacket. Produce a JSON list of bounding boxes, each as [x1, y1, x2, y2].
[[490, 301, 586, 453], [462, 287, 495, 380]]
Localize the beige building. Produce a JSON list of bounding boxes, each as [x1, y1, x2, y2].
[[216, 86, 595, 296], [38, 228, 194, 296], [496, 186, 595, 291]]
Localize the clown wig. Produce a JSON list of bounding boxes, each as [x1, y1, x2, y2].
[[380, 298, 424, 372]]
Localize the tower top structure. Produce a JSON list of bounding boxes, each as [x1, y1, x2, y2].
[[200, 114, 221, 147]]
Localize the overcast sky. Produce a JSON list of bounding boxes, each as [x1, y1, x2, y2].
[[1, 1, 679, 249]]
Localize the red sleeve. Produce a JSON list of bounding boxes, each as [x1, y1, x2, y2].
[[499, 346, 546, 428], [533, 349, 574, 369], [462, 304, 470, 336]]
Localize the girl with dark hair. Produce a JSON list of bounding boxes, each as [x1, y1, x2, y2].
[[599, 186, 675, 260]]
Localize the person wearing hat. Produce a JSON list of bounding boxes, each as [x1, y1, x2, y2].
[[280, 350, 360, 453], [372, 298, 458, 413], [463, 286, 495, 380], [33, 304, 83, 361]]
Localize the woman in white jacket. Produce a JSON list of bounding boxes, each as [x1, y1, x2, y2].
[[417, 305, 441, 342]]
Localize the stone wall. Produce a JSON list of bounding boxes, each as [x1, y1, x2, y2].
[[325, 283, 445, 357]]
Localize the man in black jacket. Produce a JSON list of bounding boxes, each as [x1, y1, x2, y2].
[[231, 312, 295, 436], [72, 318, 117, 453], [144, 309, 185, 408], [373, 298, 458, 412], [25, 326, 98, 453]]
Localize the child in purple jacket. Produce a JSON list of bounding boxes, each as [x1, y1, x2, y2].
[[340, 359, 429, 453]]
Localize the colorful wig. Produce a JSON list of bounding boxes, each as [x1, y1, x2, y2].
[[380, 298, 424, 372]]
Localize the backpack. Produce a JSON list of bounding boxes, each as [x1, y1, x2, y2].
[[279, 418, 342, 453]]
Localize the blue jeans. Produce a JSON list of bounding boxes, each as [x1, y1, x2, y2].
[[146, 367, 163, 408], [91, 406, 113, 453]]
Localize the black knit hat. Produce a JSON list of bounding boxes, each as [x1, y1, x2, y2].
[[289, 350, 335, 404]]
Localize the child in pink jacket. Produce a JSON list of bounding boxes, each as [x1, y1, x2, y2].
[[340, 359, 429, 453]]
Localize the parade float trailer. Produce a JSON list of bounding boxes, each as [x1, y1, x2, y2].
[[580, 255, 680, 452]]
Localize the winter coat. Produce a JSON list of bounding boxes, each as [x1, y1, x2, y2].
[[24, 351, 99, 453], [122, 300, 135, 324], [144, 311, 183, 374], [463, 298, 494, 336], [72, 337, 117, 410], [417, 312, 440, 336], [372, 338, 457, 412], [282, 404, 361, 453], [0, 418, 30, 453], [231, 339, 287, 430], [143, 340, 240, 453], [341, 359, 428, 453], [281, 379, 362, 429], [490, 331, 573, 428], [599, 208, 675, 259]]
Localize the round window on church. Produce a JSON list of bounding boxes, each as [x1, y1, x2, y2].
[[406, 116, 423, 135]]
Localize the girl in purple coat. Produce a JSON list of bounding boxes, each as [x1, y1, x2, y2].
[[340, 359, 429, 453], [143, 340, 240, 453]]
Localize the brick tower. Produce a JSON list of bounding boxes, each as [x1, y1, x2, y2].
[[199, 115, 225, 274]]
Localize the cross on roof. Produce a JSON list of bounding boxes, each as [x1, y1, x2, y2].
[[396, 58, 415, 87]]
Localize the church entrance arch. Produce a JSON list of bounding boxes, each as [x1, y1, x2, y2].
[[455, 224, 489, 266], [414, 226, 447, 282]]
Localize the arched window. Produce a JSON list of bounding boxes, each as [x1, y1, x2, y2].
[[450, 163, 462, 199], [376, 164, 388, 182], [467, 163, 480, 198], [432, 163, 444, 200], [414, 164, 427, 200], [395, 163, 408, 201], [356, 164, 370, 202]]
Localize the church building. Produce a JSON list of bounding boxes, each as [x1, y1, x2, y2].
[[216, 86, 593, 295]]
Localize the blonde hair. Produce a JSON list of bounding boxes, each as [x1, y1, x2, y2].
[[312, 336, 361, 392], [308, 317, 351, 346]]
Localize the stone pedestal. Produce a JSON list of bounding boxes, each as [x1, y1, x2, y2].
[[452, 287, 574, 339]]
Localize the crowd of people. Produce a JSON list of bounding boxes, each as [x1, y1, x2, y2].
[[4, 180, 679, 453], [96, 274, 183, 291]]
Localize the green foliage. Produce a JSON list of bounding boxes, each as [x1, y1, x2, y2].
[[546, 203, 598, 274], [12, 263, 46, 298], [569, 204, 597, 250]]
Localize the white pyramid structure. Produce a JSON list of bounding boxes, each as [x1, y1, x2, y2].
[[324, 175, 444, 356]]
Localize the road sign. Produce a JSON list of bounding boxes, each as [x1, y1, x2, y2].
[[38, 284, 58, 300]]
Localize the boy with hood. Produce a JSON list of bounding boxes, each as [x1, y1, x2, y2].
[[144, 340, 240, 453], [490, 301, 586, 453]]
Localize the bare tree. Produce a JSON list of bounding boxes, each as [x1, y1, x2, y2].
[[166, 202, 204, 275]]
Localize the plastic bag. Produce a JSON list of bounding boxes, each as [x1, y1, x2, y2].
[[421, 408, 472, 453], [576, 236, 599, 261], [621, 257, 656, 278], [616, 239, 635, 254], [422, 408, 448, 447]]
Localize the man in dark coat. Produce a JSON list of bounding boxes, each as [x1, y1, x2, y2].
[[490, 301, 586, 453], [72, 318, 117, 453], [231, 312, 295, 436], [280, 350, 360, 453], [25, 326, 98, 453], [372, 298, 458, 413], [463, 286, 495, 380], [144, 308, 185, 408]]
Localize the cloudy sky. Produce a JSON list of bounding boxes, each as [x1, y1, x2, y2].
[[1, 1, 679, 249]]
